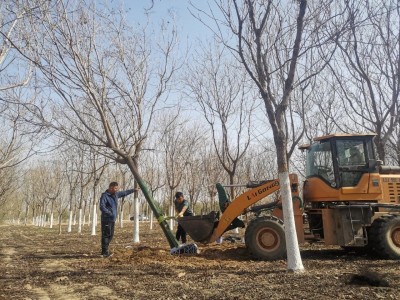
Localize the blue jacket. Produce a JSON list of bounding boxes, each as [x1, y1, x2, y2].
[[99, 189, 135, 222]]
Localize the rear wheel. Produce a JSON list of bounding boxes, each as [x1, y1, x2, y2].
[[368, 215, 400, 259], [245, 216, 286, 260]]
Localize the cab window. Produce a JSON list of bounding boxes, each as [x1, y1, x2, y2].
[[306, 141, 335, 185], [336, 140, 367, 186]]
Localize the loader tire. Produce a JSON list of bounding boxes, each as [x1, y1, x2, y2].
[[368, 215, 400, 260], [245, 216, 286, 260]]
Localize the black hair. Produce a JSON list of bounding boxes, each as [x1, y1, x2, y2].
[[175, 191, 183, 199], [109, 182, 119, 187]]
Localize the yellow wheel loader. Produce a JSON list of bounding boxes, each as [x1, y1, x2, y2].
[[178, 133, 400, 260]]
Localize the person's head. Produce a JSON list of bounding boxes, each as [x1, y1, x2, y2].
[[108, 182, 119, 194], [175, 192, 184, 203]]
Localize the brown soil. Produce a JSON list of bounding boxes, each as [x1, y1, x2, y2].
[[1, 223, 399, 300]]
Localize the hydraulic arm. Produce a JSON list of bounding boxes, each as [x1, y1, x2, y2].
[[178, 174, 300, 244]]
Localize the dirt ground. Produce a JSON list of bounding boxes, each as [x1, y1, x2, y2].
[[0, 222, 399, 300]]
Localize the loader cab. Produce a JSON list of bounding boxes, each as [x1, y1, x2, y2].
[[305, 134, 376, 188]]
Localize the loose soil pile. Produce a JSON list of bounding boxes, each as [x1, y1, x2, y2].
[[0, 223, 399, 299]]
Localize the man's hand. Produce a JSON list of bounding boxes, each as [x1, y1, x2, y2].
[[177, 212, 183, 218]]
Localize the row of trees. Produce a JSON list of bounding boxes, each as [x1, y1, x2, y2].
[[2, 129, 278, 233], [1, 0, 399, 271]]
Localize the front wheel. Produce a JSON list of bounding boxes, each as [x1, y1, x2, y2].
[[245, 216, 286, 260], [368, 214, 400, 259]]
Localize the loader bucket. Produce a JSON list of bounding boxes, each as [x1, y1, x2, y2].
[[177, 211, 218, 243]]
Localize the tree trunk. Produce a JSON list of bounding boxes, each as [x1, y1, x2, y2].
[[24, 204, 29, 226], [50, 212, 54, 229], [150, 211, 154, 230], [78, 208, 83, 234], [126, 156, 179, 248], [58, 215, 62, 235], [67, 209, 73, 233], [91, 186, 98, 235], [133, 197, 140, 243], [278, 171, 304, 272], [169, 189, 174, 229], [73, 211, 76, 226], [91, 202, 97, 236]]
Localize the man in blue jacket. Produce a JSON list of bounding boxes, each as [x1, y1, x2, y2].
[[99, 182, 139, 257]]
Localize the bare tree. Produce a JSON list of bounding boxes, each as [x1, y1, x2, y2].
[[0, 0, 41, 91], [115, 164, 134, 232], [186, 41, 256, 199], [21, 165, 48, 226], [200, 144, 225, 213], [55, 188, 70, 234], [192, 0, 320, 271], [140, 144, 166, 229], [387, 127, 400, 166], [184, 155, 205, 214], [88, 149, 108, 235], [329, 0, 400, 162], [38, 160, 63, 229], [160, 116, 201, 227], [16, 1, 181, 247], [0, 1, 49, 220], [0, 164, 19, 220], [303, 76, 347, 140], [74, 146, 94, 234], [62, 146, 81, 233]]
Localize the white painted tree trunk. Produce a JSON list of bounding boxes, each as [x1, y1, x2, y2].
[[279, 171, 304, 272], [78, 208, 83, 233], [67, 210, 73, 232], [133, 197, 140, 243], [50, 212, 54, 229], [95, 207, 98, 225], [169, 206, 174, 229], [58, 215, 62, 234], [91, 203, 97, 236], [150, 211, 153, 230]]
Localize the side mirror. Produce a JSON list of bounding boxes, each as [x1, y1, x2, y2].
[[368, 159, 382, 171]]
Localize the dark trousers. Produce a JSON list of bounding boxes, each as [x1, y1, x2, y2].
[[176, 224, 187, 244], [101, 220, 115, 254]]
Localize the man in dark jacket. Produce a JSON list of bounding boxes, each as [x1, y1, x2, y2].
[[99, 182, 139, 257]]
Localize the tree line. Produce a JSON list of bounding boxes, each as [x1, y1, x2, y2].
[[0, 0, 399, 271]]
